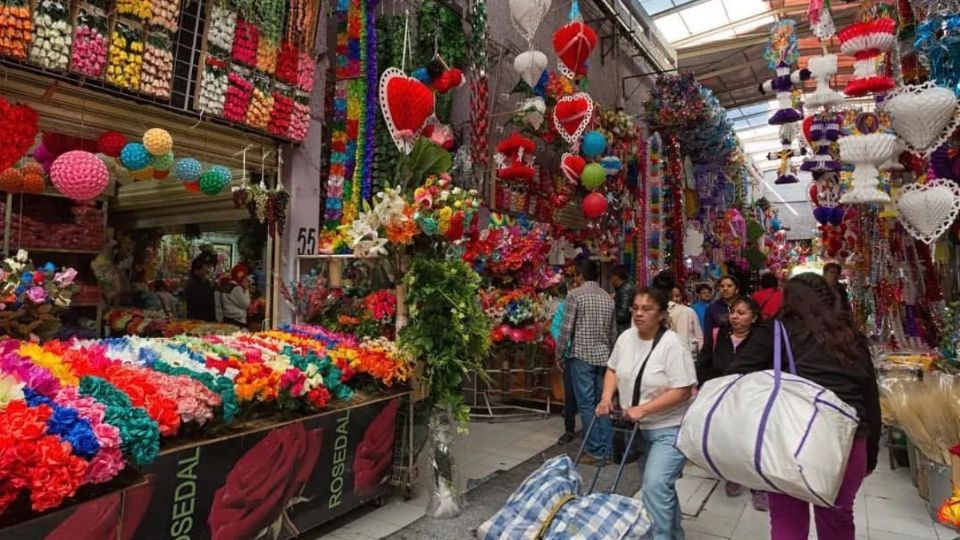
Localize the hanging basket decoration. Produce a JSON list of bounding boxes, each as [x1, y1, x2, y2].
[[142, 128, 173, 156], [120, 143, 151, 171], [96, 131, 128, 158], [552, 21, 597, 79], [896, 178, 960, 244], [839, 132, 896, 204], [804, 54, 845, 110], [885, 82, 960, 157], [837, 17, 896, 97], [379, 67, 436, 154], [509, 0, 550, 45], [552, 92, 593, 146], [50, 150, 109, 201], [513, 50, 547, 88]]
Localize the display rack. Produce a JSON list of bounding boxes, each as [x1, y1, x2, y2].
[[466, 347, 552, 422]]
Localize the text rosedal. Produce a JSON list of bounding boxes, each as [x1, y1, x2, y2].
[[329, 411, 350, 508], [171, 447, 201, 539]]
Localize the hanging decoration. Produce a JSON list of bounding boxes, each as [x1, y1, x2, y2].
[[804, 53, 845, 110], [560, 153, 586, 182], [885, 82, 960, 156], [837, 15, 896, 97], [361, 0, 380, 202], [897, 178, 960, 244], [50, 151, 109, 201], [645, 133, 664, 280], [508, 0, 549, 45], [513, 50, 547, 89], [582, 192, 606, 220], [807, 0, 836, 40], [760, 20, 808, 185], [379, 68, 436, 155], [552, 92, 593, 146], [839, 112, 895, 204], [0, 97, 38, 172], [494, 133, 536, 183], [551, 21, 596, 79], [801, 112, 842, 173], [469, 0, 491, 180]]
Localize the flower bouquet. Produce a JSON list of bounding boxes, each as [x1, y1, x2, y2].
[[412, 174, 480, 242], [140, 33, 174, 98], [276, 41, 298, 85], [116, 0, 151, 21], [199, 58, 228, 115], [256, 37, 278, 74], [207, 4, 236, 54], [280, 268, 347, 324], [148, 0, 180, 33], [70, 9, 108, 77], [106, 23, 143, 90], [0, 250, 76, 340], [245, 75, 273, 129], [343, 187, 420, 258], [0, 0, 33, 59], [28, 0, 72, 71], [268, 87, 294, 137], [288, 90, 310, 141], [231, 17, 258, 67], [223, 67, 254, 122]]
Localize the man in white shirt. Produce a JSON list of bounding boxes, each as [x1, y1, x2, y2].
[[652, 271, 703, 354]]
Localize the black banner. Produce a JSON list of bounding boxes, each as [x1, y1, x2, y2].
[[0, 393, 403, 540]]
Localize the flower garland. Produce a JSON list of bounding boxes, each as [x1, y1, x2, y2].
[[71, 8, 108, 77], [106, 22, 143, 90], [0, 0, 32, 59], [646, 133, 664, 279], [341, 0, 366, 223], [28, 0, 72, 71], [361, 0, 378, 202], [324, 17, 351, 225]]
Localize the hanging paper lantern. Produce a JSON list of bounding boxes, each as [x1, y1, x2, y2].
[[50, 151, 109, 201], [120, 143, 151, 171], [600, 155, 621, 175], [97, 131, 127, 158], [580, 163, 605, 189], [151, 151, 175, 171], [143, 128, 173, 156], [581, 130, 606, 158], [175, 158, 202, 181], [582, 192, 607, 219]]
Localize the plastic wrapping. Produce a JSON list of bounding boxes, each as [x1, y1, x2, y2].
[[427, 407, 461, 518]]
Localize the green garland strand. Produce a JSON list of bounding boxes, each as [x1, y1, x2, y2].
[[373, 15, 404, 193], [468, 0, 487, 73]]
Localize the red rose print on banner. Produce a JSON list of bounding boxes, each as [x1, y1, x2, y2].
[[353, 399, 399, 496], [45, 482, 152, 540], [207, 423, 322, 540]]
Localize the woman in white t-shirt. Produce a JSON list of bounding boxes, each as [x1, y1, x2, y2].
[[597, 287, 697, 540]]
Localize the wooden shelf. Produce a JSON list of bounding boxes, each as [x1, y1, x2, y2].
[[16, 247, 100, 255]]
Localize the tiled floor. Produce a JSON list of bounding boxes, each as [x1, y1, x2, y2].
[[320, 415, 958, 540]]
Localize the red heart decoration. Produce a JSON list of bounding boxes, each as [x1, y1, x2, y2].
[[560, 153, 586, 182], [379, 67, 436, 153], [801, 115, 814, 146], [0, 98, 39, 171], [552, 22, 597, 79], [552, 93, 594, 145]]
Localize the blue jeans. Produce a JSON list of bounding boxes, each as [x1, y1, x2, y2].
[[562, 359, 578, 433], [569, 358, 611, 458], [640, 426, 686, 540]]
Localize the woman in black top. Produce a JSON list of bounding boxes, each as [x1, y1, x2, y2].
[[725, 273, 881, 540], [697, 296, 772, 510]]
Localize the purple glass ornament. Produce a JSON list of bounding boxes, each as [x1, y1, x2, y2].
[[813, 206, 831, 225], [828, 206, 845, 226]]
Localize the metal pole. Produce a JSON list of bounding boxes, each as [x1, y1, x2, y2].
[[3, 192, 11, 256]]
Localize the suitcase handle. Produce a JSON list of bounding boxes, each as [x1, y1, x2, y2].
[[573, 412, 640, 494]]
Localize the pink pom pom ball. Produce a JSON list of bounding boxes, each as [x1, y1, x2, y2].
[[50, 151, 109, 201]]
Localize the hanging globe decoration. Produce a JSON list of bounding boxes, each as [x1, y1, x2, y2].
[[600, 155, 622, 175], [207, 165, 232, 184], [151, 151, 175, 171], [582, 192, 607, 219], [97, 131, 127, 158], [131, 166, 155, 181], [120, 143, 151, 171], [199, 165, 232, 196], [50, 151, 109, 200], [184, 181, 201, 193], [175, 158, 202, 181], [580, 163, 605, 189], [143, 128, 173, 156], [581, 130, 607, 158]]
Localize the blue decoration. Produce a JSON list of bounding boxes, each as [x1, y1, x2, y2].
[[412, 67, 431, 84], [41, 262, 56, 273], [208, 165, 233, 186], [120, 143, 151, 171], [175, 158, 202, 182], [581, 131, 606, 158], [21, 273, 32, 286], [601, 155, 622, 175]]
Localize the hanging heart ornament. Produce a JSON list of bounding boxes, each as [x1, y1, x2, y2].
[[552, 92, 594, 146], [552, 21, 597, 79], [560, 153, 586, 182], [896, 178, 960, 244], [514, 50, 548, 88], [379, 67, 436, 154], [509, 0, 550, 44], [885, 82, 960, 156]]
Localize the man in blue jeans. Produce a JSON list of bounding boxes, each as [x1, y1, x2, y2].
[[556, 260, 616, 464]]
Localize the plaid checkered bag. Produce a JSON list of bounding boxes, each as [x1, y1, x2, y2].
[[477, 456, 652, 540]]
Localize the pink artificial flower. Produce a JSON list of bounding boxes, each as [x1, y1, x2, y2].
[[26, 286, 46, 303], [54, 268, 77, 286]]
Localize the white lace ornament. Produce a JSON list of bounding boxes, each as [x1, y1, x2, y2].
[[885, 82, 960, 156], [896, 178, 960, 244], [509, 0, 550, 46]]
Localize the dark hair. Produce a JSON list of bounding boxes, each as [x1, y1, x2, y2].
[[730, 296, 762, 322], [153, 279, 168, 292], [634, 287, 671, 328], [759, 273, 779, 290], [651, 270, 677, 293], [780, 273, 864, 363], [823, 262, 842, 274], [191, 257, 209, 273], [613, 264, 630, 281], [695, 283, 713, 294], [718, 275, 740, 289], [578, 260, 600, 282]]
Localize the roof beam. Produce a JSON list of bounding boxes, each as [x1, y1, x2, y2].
[[650, 0, 714, 19], [672, 8, 786, 48]]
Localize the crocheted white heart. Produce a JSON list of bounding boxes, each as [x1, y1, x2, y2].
[[513, 50, 547, 88], [509, 0, 550, 44], [886, 83, 959, 155], [896, 179, 960, 244]]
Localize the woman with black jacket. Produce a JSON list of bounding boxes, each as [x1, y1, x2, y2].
[[697, 296, 773, 511], [725, 273, 881, 540]]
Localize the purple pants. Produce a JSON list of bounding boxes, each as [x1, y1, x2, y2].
[[768, 437, 867, 540]]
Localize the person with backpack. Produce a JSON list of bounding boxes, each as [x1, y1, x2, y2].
[[725, 273, 881, 540], [597, 288, 697, 540], [696, 296, 773, 511], [752, 272, 784, 320]]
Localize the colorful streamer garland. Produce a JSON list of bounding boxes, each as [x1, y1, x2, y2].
[[646, 133, 664, 280], [324, 14, 350, 225], [361, 0, 379, 201]]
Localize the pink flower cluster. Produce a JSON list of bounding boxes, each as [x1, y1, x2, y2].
[[289, 100, 310, 141], [152, 374, 221, 426], [223, 71, 253, 122], [53, 387, 124, 484], [71, 24, 107, 77], [297, 51, 315, 91]]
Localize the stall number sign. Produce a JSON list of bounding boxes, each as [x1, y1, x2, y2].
[[297, 227, 318, 255]]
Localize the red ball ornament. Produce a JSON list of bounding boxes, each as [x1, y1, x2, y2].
[[97, 131, 127, 158], [582, 192, 607, 220], [184, 181, 201, 193]]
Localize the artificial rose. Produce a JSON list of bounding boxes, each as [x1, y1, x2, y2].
[[45, 482, 152, 540], [207, 422, 322, 539], [26, 286, 46, 304], [54, 268, 77, 286]]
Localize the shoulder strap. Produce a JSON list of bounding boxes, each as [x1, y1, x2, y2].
[[631, 327, 668, 407]]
